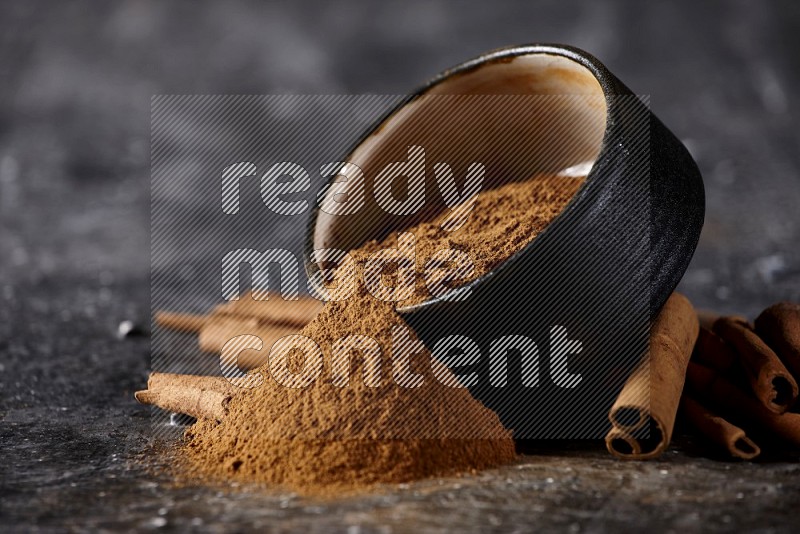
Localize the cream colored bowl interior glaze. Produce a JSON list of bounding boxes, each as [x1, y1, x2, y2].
[[313, 53, 608, 254]]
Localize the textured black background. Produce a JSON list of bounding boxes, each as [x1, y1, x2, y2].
[[1, 1, 799, 531]]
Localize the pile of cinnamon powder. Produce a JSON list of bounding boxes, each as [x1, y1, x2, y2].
[[181, 173, 584, 494]]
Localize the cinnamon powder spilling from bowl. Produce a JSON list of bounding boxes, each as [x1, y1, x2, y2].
[[181, 173, 584, 494], [358, 173, 586, 306]]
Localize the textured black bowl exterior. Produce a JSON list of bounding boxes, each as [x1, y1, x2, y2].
[[305, 44, 705, 438]]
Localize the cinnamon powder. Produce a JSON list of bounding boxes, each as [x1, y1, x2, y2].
[[181, 173, 584, 494], [359, 173, 585, 306]]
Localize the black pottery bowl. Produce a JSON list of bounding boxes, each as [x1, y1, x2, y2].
[[305, 44, 705, 438]]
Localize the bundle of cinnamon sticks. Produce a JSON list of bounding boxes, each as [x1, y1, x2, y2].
[[154, 294, 324, 367], [136, 295, 324, 421], [606, 299, 800, 461]]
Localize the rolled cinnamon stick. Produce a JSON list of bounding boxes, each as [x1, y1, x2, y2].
[[605, 427, 642, 457], [680, 394, 760, 460], [135, 373, 237, 421], [696, 309, 720, 330], [692, 326, 738, 374], [696, 311, 747, 330], [686, 363, 800, 447], [606, 292, 699, 459], [755, 302, 800, 381], [154, 311, 208, 333], [213, 293, 323, 327], [198, 316, 296, 368], [713, 316, 798, 414], [156, 292, 322, 336]]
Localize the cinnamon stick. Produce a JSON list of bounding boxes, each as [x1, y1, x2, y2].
[[605, 427, 642, 457], [692, 326, 738, 374], [198, 316, 297, 367], [606, 292, 699, 459], [680, 394, 760, 460], [713, 316, 798, 414], [686, 362, 800, 447], [755, 302, 800, 381], [156, 292, 322, 337], [696, 309, 721, 330], [213, 294, 323, 327], [154, 311, 208, 333], [696, 311, 747, 330], [135, 373, 237, 421]]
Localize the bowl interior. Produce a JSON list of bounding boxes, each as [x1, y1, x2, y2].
[[312, 52, 608, 255]]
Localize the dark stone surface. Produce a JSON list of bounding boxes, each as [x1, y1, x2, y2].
[[1, 1, 799, 531]]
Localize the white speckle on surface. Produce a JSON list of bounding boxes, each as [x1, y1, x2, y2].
[[117, 320, 135, 338], [168, 413, 191, 426]]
